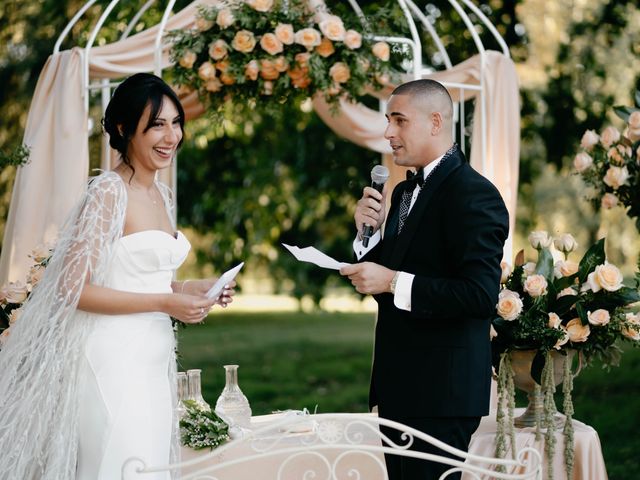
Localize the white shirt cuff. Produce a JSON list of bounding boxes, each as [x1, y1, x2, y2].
[[393, 272, 414, 311], [353, 230, 381, 260]]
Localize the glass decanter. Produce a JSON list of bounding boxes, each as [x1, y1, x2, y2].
[[187, 368, 211, 411], [214, 365, 252, 428], [176, 371, 189, 418]]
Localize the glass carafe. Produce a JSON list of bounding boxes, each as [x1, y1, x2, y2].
[[187, 368, 211, 411], [176, 371, 188, 418], [215, 365, 252, 428]]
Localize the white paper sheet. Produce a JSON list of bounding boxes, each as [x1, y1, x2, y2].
[[206, 262, 244, 300], [282, 244, 351, 270]]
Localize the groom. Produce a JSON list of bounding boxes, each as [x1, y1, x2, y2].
[[340, 79, 509, 480]]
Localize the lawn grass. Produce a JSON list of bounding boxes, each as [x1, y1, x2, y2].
[[177, 311, 640, 479]]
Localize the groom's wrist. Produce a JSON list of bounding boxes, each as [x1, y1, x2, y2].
[[389, 271, 400, 294]]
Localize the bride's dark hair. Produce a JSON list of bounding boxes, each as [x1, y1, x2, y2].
[[102, 73, 185, 179]]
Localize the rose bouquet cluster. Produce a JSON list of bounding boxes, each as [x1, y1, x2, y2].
[[493, 231, 640, 373], [0, 242, 53, 347], [167, 0, 404, 115], [492, 231, 639, 478], [573, 90, 640, 230]]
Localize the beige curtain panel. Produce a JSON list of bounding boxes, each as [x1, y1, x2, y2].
[[0, 0, 520, 284]]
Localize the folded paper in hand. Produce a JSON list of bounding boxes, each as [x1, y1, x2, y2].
[[282, 244, 350, 270], [206, 262, 244, 300]]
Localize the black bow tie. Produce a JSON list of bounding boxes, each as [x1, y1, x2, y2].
[[405, 168, 424, 190]]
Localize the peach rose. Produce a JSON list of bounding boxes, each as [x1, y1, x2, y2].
[[376, 73, 391, 85], [288, 66, 311, 89], [198, 61, 216, 81], [245, 60, 259, 81], [627, 111, 640, 142], [344, 29, 362, 49], [204, 77, 222, 93], [580, 129, 599, 150], [295, 28, 322, 49], [215, 59, 229, 72], [232, 30, 257, 53], [553, 233, 578, 254], [554, 327, 570, 350], [3, 281, 29, 304], [566, 318, 590, 343], [587, 262, 623, 292], [601, 193, 618, 209], [372, 41, 390, 61], [319, 15, 346, 41], [587, 309, 610, 326], [523, 274, 548, 298], [29, 243, 53, 263], [500, 260, 512, 284], [275, 24, 295, 45], [329, 62, 351, 84], [294, 52, 310, 68], [557, 287, 576, 299], [496, 289, 523, 321], [573, 152, 593, 173], [528, 230, 551, 249], [607, 147, 625, 166], [219, 72, 235, 86], [208, 40, 228, 61], [27, 264, 45, 285], [263, 80, 274, 95], [316, 37, 335, 57], [603, 166, 629, 189], [554, 260, 579, 279], [273, 56, 289, 72], [259, 59, 279, 80], [179, 51, 197, 69], [600, 126, 621, 148], [216, 8, 235, 29], [248, 0, 274, 12], [548, 312, 562, 329], [622, 313, 640, 340], [260, 33, 283, 55], [195, 16, 214, 32]]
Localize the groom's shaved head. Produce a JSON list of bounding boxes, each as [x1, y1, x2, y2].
[[391, 79, 453, 127]]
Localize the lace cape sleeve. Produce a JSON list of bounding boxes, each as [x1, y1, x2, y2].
[[0, 171, 126, 480]]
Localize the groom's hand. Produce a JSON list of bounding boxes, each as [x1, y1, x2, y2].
[[340, 262, 395, 295], [355, 186, 387, 238]]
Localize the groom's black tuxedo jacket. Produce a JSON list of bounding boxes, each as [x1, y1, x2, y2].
[[363, 147, 509, 419]]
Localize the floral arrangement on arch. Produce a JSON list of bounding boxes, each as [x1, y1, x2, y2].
[[0, 242, 54, 348], [573, 90, 640, 230], [492, 231, 640, 478], [167, 0, 404, 114]]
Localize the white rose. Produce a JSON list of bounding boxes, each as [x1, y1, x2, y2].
[[622, 313, 640, 340], [523, 274, 548, 297], [566, 318, 590, 343], [600, 126, 621, 148], [548, 312, 562, 329], [573, 152, 593, 173], [580, 129, 599, 150], [29, 242, 53, 263], [557, 287, 576, 299], [601, 193, 619, 209], [553, 260, 579, 279], [554, 327, 570, 350], [528, 230, 551, 249], [198, 61, 216, 81], [216, 8, 235, 29], [500, 261, 512, 284], [587, 309, 610, 326], [603, 166, 630, 190], [586, 262, 624, 292], [27, 264, 45, 286], [627, 111, 640, 142], [3, 281, 29, 304], [8, 306, 23, 325], [553, 233, 578, 254], [496, 289, 523, 321], [522, 262, 536, 277], [319, 15, 346, 41]]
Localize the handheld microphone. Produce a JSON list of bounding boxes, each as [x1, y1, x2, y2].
[[362, 165, 390, 247]]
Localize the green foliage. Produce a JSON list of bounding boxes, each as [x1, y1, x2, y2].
[[0, 144, 30, 169], [179, 399, 229, 450]]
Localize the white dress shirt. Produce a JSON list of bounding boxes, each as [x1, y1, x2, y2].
[[353, 154, 445, 311]]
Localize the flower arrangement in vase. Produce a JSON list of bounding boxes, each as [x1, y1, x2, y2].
[[492, 231, 640, 478]]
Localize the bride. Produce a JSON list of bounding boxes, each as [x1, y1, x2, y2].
[[0, 73, 235, 479]]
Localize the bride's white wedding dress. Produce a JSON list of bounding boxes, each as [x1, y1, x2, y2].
[[75, 230, 190, 480]]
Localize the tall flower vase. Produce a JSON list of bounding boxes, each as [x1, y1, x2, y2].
[[187, 368, 211, 411], [215, 364, 252, 428], [510, 349, 580, 427]]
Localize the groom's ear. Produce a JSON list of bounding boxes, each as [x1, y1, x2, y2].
[[117, 124, 124, 137]]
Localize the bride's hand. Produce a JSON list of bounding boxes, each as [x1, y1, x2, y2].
[[165, 294, 217, 324], [216, 281, 236, 308]]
